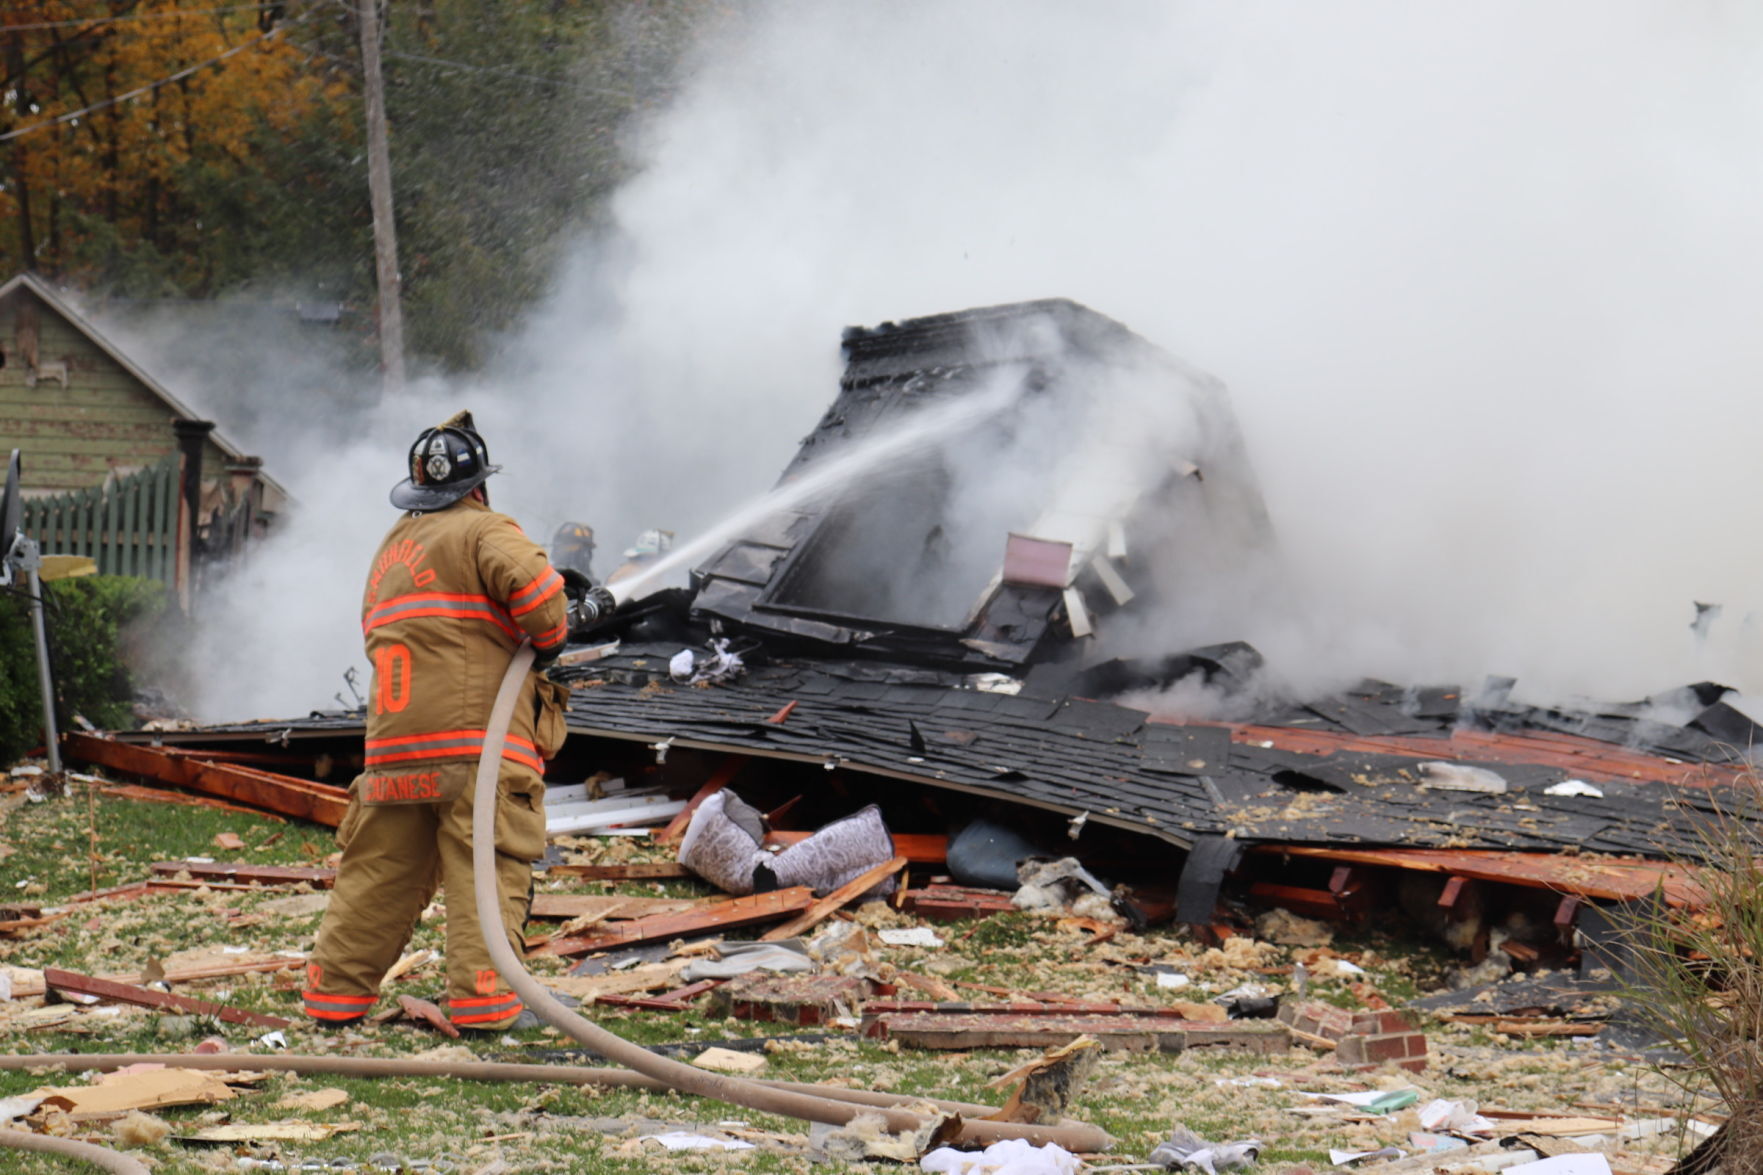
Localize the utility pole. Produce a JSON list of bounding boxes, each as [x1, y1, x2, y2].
[[358, 0, 406, 398]]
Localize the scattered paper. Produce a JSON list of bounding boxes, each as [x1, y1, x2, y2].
[[878, 928, 946, 948], [923, 1138, 1081, 1174], [1156, 972, 1192, 990], [1411, 1132, 1470, 1153], [256, 1030, 288, 1049], [0, 1093, 43, 1122], [1417, 1098, 1495, 1134], [1216, 1077, 1282, 1089], [1301, 1089, 1420, 1110], [640, 1132, 755, 1151], [1505, 1155, 1613, 1175]]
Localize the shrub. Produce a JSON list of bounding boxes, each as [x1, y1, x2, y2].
[[1615, 775, 1763, 1175], [0, 574, 168, 764]]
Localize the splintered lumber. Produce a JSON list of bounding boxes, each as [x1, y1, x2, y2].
[[655, 755, 747, 844], [902, 884, 1017, 920], [539, 861, 694, 881], [1252, 845, 1708, 908], [534, 887, 815, 958], [65, 733, 348, 827], [0, 910, 72, 936], [761, 856, 908, 941], [150, 861, 337, 888], [548, 961, 690, 1004], [528, 894, 704, 921], [764, 831, 949, 866], [44, 967, 293, 1029], [596, 979, 722, 1011], [90, 781, 285, 821], [6, 956, 302, 1001]]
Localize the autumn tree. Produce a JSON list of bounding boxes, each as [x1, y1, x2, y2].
[[1, 1, 354, 293], [1, 1, 707, 374]]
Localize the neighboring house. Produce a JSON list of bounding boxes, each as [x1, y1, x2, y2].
[[0, 272, 286, 606]]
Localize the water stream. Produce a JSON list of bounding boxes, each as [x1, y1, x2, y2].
[[608, 369, 1028, 603]]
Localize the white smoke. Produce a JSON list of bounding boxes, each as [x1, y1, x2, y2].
[[154, 0, 1763, 718]]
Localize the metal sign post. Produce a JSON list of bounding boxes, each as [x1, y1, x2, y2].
[[2, 450, 61, 773]]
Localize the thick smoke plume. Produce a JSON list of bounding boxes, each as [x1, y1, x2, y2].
[[152, 1, 1763, 719]]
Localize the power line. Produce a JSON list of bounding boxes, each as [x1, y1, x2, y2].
[[2, 3, 281, 35], [383, 49, 632, 101], [0, 12, 314, 144]]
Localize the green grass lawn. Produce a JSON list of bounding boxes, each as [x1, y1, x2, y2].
[[0, 780, 1707, 1174]]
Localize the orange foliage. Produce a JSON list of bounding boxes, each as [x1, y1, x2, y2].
[[1, 0, 354, 287]]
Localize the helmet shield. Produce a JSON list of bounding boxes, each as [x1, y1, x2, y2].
[[390, 414, 502, 510]]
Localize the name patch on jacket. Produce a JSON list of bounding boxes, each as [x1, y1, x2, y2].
[[361, 771, 445, 803]]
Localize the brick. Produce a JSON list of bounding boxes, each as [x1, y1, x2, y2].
[[1278, 1000, 1355, 1041], [1352, 1009, 1415, 1035], [1337, 1030, 1428, 1072]]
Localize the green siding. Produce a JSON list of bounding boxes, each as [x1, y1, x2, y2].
[[0, 285, 232, 492]]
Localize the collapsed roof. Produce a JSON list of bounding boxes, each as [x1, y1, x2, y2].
[[110, 299, 1763, 911]]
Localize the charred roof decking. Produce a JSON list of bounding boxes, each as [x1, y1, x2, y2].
[[689, 299, 1272, 670]]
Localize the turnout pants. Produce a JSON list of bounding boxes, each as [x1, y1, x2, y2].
[[303, 770, 547, 1030]]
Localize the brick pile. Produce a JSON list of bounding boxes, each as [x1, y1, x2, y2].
[[1278, 1000, 1427, 1072]]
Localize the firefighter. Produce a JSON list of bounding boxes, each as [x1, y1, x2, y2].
[[303, 411, 612, 1032]]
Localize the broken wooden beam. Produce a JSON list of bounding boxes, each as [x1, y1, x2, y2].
[[43, 967, 293, 1029], [533, 887, 816, 958], [761, 855, 907, 942], [1248, 844, 1709, 909], [900, 884, 1016, 920], [65, 733, 348, 827], [150, 861, 337, 888], [595, 979, 723, 1012]]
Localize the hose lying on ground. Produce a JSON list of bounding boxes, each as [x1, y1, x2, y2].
[[0, 1127, 150, 1175], [473, 642, 1114, 1153], [0, 1053, 1002, 1119], [0, 644, 1110, 1167]]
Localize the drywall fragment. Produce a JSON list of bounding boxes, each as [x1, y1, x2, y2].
[[691, 1046, 766, 1074], [36, 1068, 238, 1116]]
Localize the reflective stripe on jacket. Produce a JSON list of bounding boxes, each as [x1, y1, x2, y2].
[[356, 496, 569, 804]]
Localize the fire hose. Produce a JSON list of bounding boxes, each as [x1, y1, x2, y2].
[[469, 641, 1113, 1152], [0, 643, 1113, 1168], [0, 1128, 150, 1175]]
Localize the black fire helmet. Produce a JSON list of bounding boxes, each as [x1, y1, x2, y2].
[[389, 410, 502, 511]]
